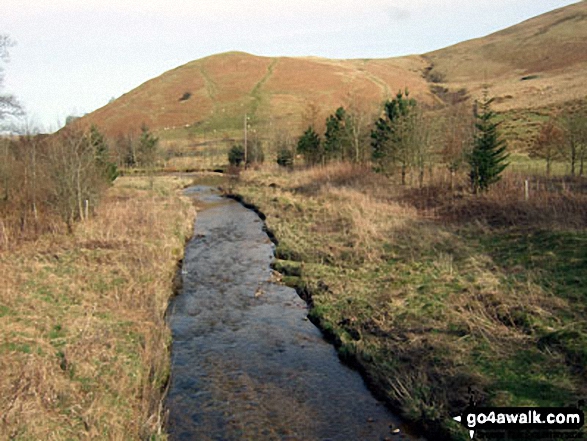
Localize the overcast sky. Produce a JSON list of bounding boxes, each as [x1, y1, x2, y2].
[[0, 0, 580, 131]]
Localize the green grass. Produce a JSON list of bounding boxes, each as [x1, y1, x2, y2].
[[475, 229, 587, 302], [508, 153, 569, 176]]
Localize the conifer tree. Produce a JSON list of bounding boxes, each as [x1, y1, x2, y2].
[[371, 89, 416, 181], [88, 125, 118, 182], [228, 144, 245, 166], [297, 126, 322, 165], [137, 124, 159, 167], [468, 93, 509, 193], [324, 106, 347, 161]]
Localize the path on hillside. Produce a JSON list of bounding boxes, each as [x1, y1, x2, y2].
[[250, 57, 278, 116], [165, 186, 423, 440]]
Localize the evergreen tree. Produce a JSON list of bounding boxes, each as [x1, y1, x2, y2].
[[137, 124, 158, 167], [297, 126, 322, 165], [371, 89, 416, 181], [324, 106, 347, 161], [228, 144, 245, 166], [88, 125, 118, 182], [276, 148, 294, 168], [468, 93, 509, 193]]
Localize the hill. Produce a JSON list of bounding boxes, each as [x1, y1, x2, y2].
[[80, 52, 432, 139], [425, 0, 587, 112], [77, 1, 587, 147]]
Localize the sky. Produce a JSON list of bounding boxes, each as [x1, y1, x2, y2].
[[0, 0, 581, 132]]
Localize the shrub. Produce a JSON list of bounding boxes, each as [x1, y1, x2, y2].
[[276, 148, 294, 168], [228, 144, 245, 166]]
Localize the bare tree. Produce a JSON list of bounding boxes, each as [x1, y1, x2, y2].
[[559, 110, 587, 177], [47, 128, 110, 231], [343, 88, 377, 163], [439, 102, 475, 190], [529, 117, 564, 177], [410, 108, 437, 188], [14, 121, 44, 224], [0, 34, 23, 125], [301, 100, 326, 135]]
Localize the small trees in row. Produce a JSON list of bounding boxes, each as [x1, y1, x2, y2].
[[530, 109, 587, 177], [294, 89, 509, 192], [0, 125, 118, 235], [114, 124, 159, 169]]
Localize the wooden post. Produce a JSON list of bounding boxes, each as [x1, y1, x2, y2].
[[524, 180, 529, 201], [85, 199, 89, 220]]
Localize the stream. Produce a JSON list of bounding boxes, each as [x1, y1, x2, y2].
[[166, 185, 422, 440]]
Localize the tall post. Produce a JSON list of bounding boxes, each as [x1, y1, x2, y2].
[[244, 113, 248, 166], [524, 179, 529, 201]]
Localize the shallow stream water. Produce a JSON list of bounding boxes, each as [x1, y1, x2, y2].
[[166, 185, 422, 440]]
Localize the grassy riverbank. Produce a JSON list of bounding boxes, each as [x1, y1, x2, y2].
[[233, 164, 587, 440], [0, 176, 194, 440]]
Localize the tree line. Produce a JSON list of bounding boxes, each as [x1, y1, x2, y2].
[[285, 89, 511, 194], [529, 107, 587, 177], [252, 88, 585, 193], [0, 122, 160, 243]]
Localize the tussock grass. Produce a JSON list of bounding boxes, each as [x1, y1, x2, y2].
[[235, 163, 587, 440], [0, 175, 194, 440]]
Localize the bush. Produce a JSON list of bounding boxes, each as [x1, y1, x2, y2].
[[228, 144, 245, 167], [276, 148, 294, 168]]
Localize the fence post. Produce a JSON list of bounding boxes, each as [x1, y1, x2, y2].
[[524, 179, 529, 201]]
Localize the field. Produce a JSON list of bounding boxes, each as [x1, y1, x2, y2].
[[231, 163, 587, 440], [0, 176, 194, 440]]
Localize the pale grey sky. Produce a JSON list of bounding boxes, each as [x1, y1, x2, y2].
[[0, 0, 580, 131]]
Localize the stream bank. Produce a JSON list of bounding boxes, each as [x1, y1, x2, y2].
[[165, 185, 423, 440]]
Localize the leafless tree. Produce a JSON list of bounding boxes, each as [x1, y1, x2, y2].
[[343, 88, 377, 163], [0, 34, 23, 126], [559, 109, 587, 177], [529, 117, 564, 177], [46, 128, 109, 231], [439, 102, 475, 190]]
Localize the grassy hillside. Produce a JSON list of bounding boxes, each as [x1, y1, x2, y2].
[[76, 2, 587, 151], [425, 1, 587, 112], [79, 52, 432, 139]]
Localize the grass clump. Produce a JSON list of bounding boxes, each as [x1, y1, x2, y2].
[[233, 163, 587, 440], [0, 175, 194, 440]]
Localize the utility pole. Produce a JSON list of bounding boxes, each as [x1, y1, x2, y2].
[[244, 113, 248, 166]]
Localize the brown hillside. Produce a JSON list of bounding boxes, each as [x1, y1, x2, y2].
[[80, 52, 432, 138], [78, 2, 587, 140], [425, 1, 587, 111]]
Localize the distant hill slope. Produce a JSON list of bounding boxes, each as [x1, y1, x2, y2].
[[425, 1, 587, 111], [81, 52, 432, 138], [78, 2, 587, 140]]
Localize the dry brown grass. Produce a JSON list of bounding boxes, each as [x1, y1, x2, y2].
[[398, 168, 587, 229], [0, 175, 194, 440], [426, 2, 587, 113], [77, 52, 433, 140]]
